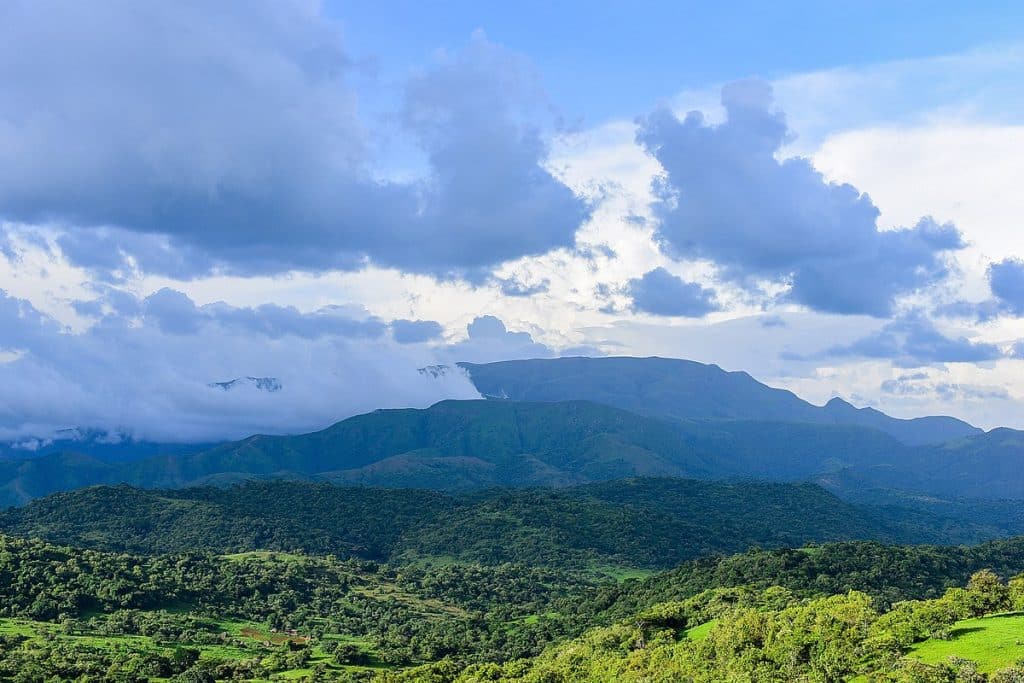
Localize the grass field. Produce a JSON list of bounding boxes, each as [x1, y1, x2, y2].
[[909, 612, 1024, 673], [684, 619, 716, 641], [0, 615, 381, 678]]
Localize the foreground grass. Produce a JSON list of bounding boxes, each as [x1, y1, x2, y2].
[[909, 612, 1024, 673], [0, 616, 381, 678]]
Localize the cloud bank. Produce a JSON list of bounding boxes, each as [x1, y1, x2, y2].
[[0, 2, 588, 280], [0, 289, 479, 443]]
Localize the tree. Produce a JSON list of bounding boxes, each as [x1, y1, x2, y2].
[[966, 570, 1009, 616]]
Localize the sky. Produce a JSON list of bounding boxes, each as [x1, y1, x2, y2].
[[2, 0, 1024, 443]]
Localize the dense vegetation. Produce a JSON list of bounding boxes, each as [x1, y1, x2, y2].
[[586, 537, 1024, 619], [0, 533, 596, 680], [6, 530, 1024, 680], [2, 479, 1017, 571], [389, 570, 1024, 682]]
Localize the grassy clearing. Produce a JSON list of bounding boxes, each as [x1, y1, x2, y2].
[[909, 613, 1024, 673], [586, 564, 656, 582], [0, 618, 43, 637], [520, 612, 562, 626], [684, 620, 716, 641], [0, 615, 386, 677], [220, 550, 308, 564], [352, 582, 469, 618]]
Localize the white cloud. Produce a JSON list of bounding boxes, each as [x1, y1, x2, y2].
[[813, 123, 1024, 291], [6, 38, 1024, 438], [0, 289, 481, 442]]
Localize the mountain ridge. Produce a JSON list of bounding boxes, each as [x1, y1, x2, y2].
[[1, 395, 1023, 506], [0, 478, 1011, 568], [458, 356, 983, 446]]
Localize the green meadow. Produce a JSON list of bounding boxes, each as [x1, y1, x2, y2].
[[910, 613, 1024, 673]]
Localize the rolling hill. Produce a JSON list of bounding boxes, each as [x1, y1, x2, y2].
[[0, 400, 717, 504], [0, 478, 953, 568], [1, 394, 1024, 505]]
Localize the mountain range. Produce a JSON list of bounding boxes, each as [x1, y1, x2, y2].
[[459, 357, 982, 445], [1, 356, 1020, 507]]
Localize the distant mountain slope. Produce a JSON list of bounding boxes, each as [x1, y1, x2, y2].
[[0, 478, 1000, 569], [0, 397, 1022, 506], [850, 428, 1024, 499], [0, 401, 718, 505], [459, 357, 982, 446], [0, 431, 212, 462]]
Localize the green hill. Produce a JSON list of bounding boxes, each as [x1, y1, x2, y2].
[[0, 478, 955, 569], [0, 401, 717, 505], [392, 571, 1024, 683], [3, 396, 1024, 506], [0, 532, 593, 678], [588, 536, 1024, 620]]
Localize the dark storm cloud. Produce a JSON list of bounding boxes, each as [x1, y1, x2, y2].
[[627, 267, 720, 317], [0, 3, 587, 279], [636, 79, 965, 317]]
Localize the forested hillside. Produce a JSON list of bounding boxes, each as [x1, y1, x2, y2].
[[3, 478, 987, 569], [388, 570, 1024, 682], [4, 395, 1024, 506], [5, 532, 1024, 680]]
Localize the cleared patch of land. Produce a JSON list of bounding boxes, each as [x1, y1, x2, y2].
[[684, 619, 716, 641], [909, 613, 1024, 673]]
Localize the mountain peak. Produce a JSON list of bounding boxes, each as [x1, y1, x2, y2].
[[824, 396, 856, 411]]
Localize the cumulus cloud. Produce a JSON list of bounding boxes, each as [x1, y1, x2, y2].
[[988, 258, 1024, 315], [935, 258, 1024, 322], [626, 267, 720, 317], [0, 290, 63, 350], [0, 289, 479, 442], [0, 4, 587, 279], [495, 276, 551, 297], [390, 319, 444, 344], [443, 315, 554, 363], [128, 288, 386, 339], [636, 79, 965, 316], [824, 314, 1003, 367]]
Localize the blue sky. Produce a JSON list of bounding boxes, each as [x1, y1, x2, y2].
[[330, 1, 1024, 121], [2, 1, 1024, 442]]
